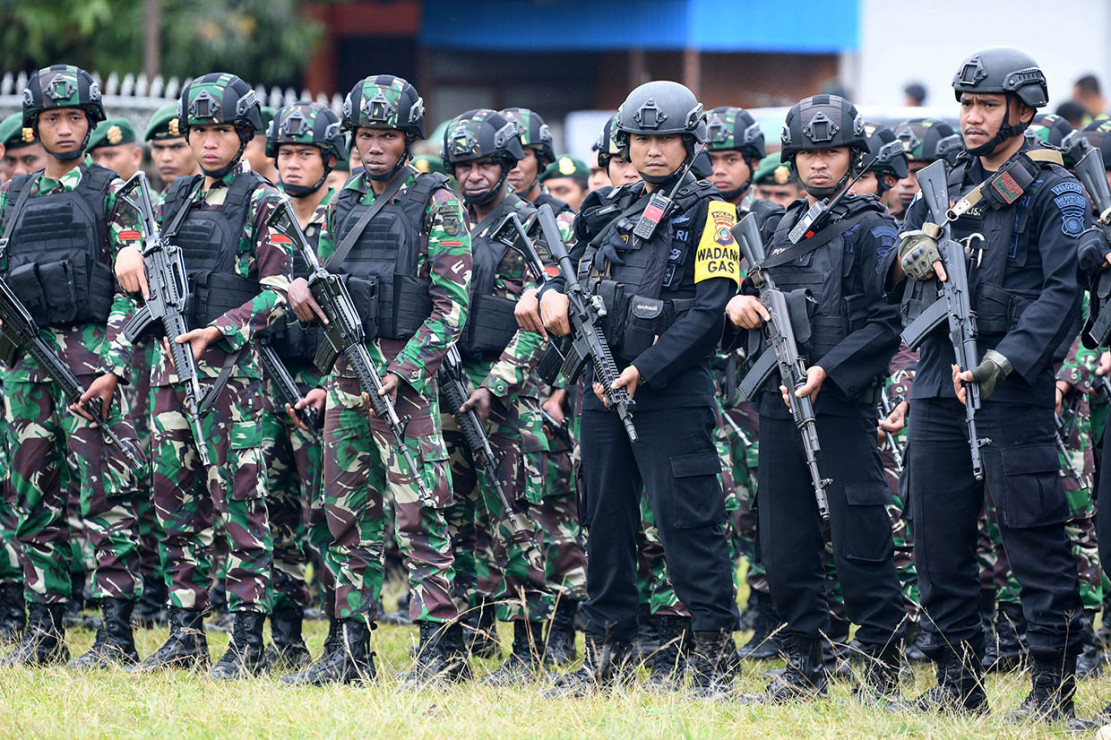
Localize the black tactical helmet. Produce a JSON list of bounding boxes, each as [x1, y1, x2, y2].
[[862, 123, 909, 181], [266, 101, 346, 161], [894, 117, 963, 165], [706, 106, 765, 161], [342, 75, 425, 139], [593, 112, 622, 168], [615, 80, 706, 148], [500, 107, 556, 166], [780, 94, 867, 162], [952, 47, 1048, 108], [178, 73, 263, 136], [1077, 119, 1111, 171], [441, 109, 524, 167], [22, 64, 104, 160]]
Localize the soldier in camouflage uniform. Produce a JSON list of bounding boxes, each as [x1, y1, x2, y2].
[[0, 65, 145, 669], [116, 73, 291, 679], [256, 101, 346, 672], [440, 109, 558, 685], [281, 76, 471, 686]]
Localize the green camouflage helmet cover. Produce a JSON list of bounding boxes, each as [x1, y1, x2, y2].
[[500, 107, 555, 165], [441, 109, 524, 166], [177, 73, 263, 134], [342, 75, 425, 138], [266, 101, 347, 160], [894, 117, 963, 165], [22, 64, 105, 128], [706, 106, 765, 160]]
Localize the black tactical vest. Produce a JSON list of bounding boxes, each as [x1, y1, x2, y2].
[[161, 172, 264, 328], [458, 193, 537, 360], [582, 176, 715, 363], [767, 195, 885, 363], [329, 173, 447, 341], [2, 164, 116, 327]]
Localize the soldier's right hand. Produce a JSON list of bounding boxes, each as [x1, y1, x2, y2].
[[515, 286, 546, 338], [1097, 350, 1111, 377], [289, 277, 328, 325], [115, 246, 149, 299], [289, 388, 326, 430], [898, 230, 947, 282], [539, 290, 571, 336], [726, 295, 769, 329]]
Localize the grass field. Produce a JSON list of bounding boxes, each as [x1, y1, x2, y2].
[[0, 615, 1104, 739]]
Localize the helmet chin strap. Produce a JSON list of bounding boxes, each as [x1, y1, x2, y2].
[[804, 170, 851, 200], [281, 148, 333, 198], [966, 98, 1029, 158]]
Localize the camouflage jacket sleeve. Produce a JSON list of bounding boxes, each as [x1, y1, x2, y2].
[[1058, 335, 1098, 393], [208, 184, 293, 351], [480, 327, 543, 400], [101, 177, 144, 379], [388, 188, 472, 395], [886, 343, 919, 401]]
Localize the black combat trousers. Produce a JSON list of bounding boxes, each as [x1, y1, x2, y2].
[[757, 411, 907, 647], [578, 404, 738, 641], [908, 397, 1083, 660]]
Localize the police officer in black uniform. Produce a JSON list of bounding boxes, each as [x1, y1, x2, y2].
[[539, 80, 740, 697], [727, 95, 907, 703], [884, 47, 1086, 721]]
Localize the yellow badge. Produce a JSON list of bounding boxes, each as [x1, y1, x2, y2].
[[21, 127, 34, 143], [774, 165, 789, 185], [558, 156, 576, 175], [107, 125, 122, 145], [694, 200, 740, 285], [168, 118, 180, 137]]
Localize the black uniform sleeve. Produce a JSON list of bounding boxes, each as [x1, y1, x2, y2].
[[878, 193, 926, 301], [820, 213, 902, 398]]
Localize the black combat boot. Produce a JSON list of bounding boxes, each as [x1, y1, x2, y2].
[[903, 642, 988, 715], [645, 616, 690, 691], [463, 603, 501, 660], [903, 621, 930, 663], [688, 630, 738, 699], [741, 634, 827, 704], [737, 591, 782, 661], [69, 598, 139, 669], [0, 603, 68, 667], [211, 611, 268, 679], [281, 617, 375, 686], [545, 599, 579, 667], [0, 582, 26, 643], [132, 577, 168, 629], [853, 640, 902, 704], [264, 605, 312, 672], [633, 605, 661, 662], [481, 620, 549, 686], [985, 601, 1027, 673], [63, 572, 85, 629], [545, 633, 635, 698], [130, 607, 209, 672], [403, 620, 472, 686], [1007, 653, 1079, 723], [1076, 611, 1104, 680]]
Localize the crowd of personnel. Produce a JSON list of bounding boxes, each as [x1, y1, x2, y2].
[[1, 47, 1111, 729]]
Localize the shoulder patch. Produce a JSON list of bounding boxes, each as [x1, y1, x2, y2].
[[695, 200, 740, 285], [1050, 181, 1084, 196]]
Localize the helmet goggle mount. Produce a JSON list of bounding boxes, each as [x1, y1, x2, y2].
[[281, 110, 309, 137], [45, 74, 77, 103], [803, 112, 839, 144]]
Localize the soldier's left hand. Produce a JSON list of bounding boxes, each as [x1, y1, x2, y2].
[[289, 388, 326, 430], [953, 350, 1011, 404], [595, 365, 640, 407], [878, 400, 908, 434], [363, 373, 400, 416], [460, 387, 493, 426], [781, 366, 826, 407], [176, 326, 223, 362], [71, 372, 120, 425]]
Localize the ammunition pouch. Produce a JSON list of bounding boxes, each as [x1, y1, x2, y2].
[[8, 257, 114, 328], [347, 273, 433, 342], [459, 293, 517, 360], [190, 270, 259, 327]]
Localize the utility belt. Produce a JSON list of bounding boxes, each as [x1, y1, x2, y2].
[[346, 273, 433, 342], [7, 256, 115, 328]]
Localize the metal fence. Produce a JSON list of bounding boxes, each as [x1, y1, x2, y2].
[[0, 71, 344, 133]]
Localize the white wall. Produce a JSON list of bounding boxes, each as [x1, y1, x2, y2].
[[855, 0, 1111, 113]]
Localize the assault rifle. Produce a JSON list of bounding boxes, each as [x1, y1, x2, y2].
[[1072, 146, 1111, 346], [732, 211, 830, 519], [499, 204, 638, 443], [118, 172, 210, 465], [899, 160, 990, 480], [266, 200, 430, 500], [0, 278, 143, 468], [878, 390, 905, 470], [257, 342, 322, 444]]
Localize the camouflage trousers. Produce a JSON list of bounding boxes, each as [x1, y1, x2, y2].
[[881, 443, 920, 617], [260, 390, 323, 613], [532, 444, 587, 603], [125, 341, 164, 588], [443, 394, 554, 623], [636, 490, 689, 617], [324, 374, 456, 623], [722, 405, 764, 595], [5, 375, 142, 603], [151, 376, 272, 613], [0, 390, 18, 585]]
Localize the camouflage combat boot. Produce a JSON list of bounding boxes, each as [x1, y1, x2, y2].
[[0, 582, 26, 643], [402, 621, 472, 687], [69, 598, 139, 669], [463, 603, 501, 660], [0, 603, 68, 667]]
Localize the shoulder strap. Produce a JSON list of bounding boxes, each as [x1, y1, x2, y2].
[[325, 165, 415, 270], [163, 175, 203, 238], [761, 207, 878, 269], [473, 192, 524, 236], [948, 148, 1064, 219]]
